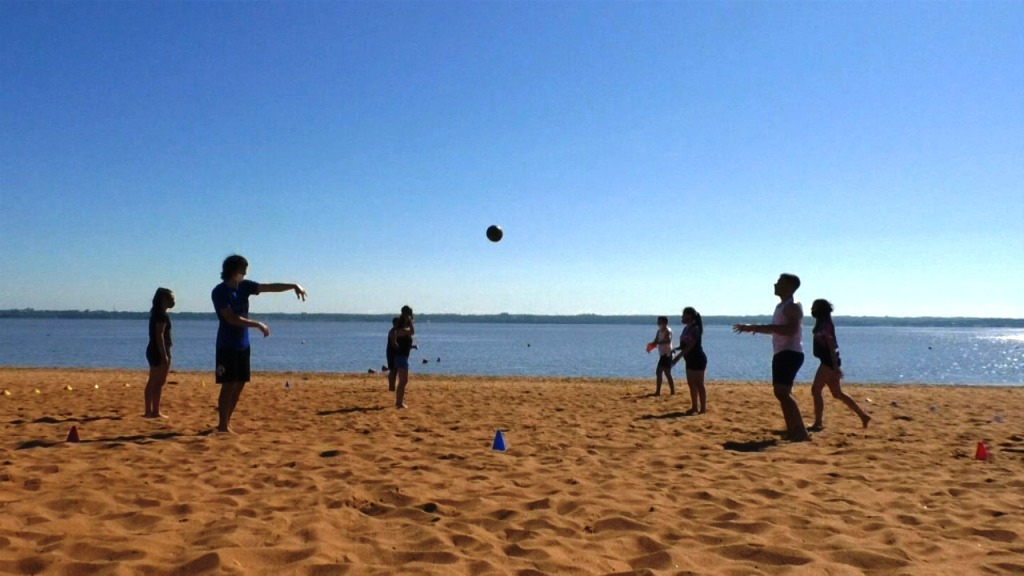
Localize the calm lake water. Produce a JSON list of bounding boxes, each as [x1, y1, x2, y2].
[[1, 319, 1022, 386]]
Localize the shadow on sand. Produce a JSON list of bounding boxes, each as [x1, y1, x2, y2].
[[317, 406, 387, 417], [637, 411, 698, 421], [722, 438, 779, 452], [7, 415, 124, 426], [17, 431, 187, 450]]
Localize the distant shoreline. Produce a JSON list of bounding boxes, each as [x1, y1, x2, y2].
[[2, 309, 1022, 328]]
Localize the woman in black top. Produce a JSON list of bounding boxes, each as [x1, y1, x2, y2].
[[144, 287, 175, 418], [809, 299, 870, 431], [394, 305, 415, 409], [386, 316, 401, 392], [673, 307, 708, 414]]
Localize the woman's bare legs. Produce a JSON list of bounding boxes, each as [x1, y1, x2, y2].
[[811, 364, 870, 430], [686, 369, 706, 414], [395, 368, 409, 408], [144, 363, 170, 418]]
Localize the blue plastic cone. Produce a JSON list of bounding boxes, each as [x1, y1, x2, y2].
[[492, 429, 507, 452]]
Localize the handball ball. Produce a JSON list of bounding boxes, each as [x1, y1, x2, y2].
[[486, 225, 503, 242]]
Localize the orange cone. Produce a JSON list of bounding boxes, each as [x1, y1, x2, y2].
[[974, 441, 988, 461], [67, 426, 80, 443]]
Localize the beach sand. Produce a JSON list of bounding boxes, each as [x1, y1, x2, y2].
[[1, 368, 1021, 575]]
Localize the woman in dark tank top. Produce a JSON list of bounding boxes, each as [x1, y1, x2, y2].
[[809, 299, 870, 431]]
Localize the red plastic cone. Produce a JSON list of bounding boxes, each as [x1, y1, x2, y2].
[[66, 426, 80, 443], [974, 442, 988, 461]]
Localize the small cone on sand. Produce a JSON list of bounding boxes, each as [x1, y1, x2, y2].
[[67, 426, 80, 443], [975, 442, 989, 461], [492, 429, 507, 452]]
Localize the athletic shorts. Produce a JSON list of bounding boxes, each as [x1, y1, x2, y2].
[[216, 347, 251, 384], [684, 350, 708, 372], [818, 353, 842, 370], [394, 355, 410, 370], [657, 354, 673, 371], [771, 350, 804, 387], [146, 344, 171, 368]]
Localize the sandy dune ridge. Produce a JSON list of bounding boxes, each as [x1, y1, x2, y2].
[[1, 368, 1022, 575]]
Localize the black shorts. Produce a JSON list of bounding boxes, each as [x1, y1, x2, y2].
[[146, 344, 171, 368], [386, 349, 396, 371], [657, 354, 673, 371], [817, 353, 842, 370], [684, 350, 708, 372], [216, 347, 251, 384], [772, 350, 804, 387]]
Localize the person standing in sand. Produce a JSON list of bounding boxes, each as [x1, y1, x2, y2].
[[673, 306, 707, 414], [648, 316, 675, 396], [144, 287, 175, 418], [212, 255, 306, 433], [386, 316, 400, 392], [809, 299, 870, 431], [733, 273, 810, 442], [393, 306, 415, 409]]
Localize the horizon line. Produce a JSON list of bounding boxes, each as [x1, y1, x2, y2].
[[2, 308, 1023, 322]]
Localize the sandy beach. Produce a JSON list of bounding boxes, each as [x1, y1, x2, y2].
[[0, 368, 1021, 575]]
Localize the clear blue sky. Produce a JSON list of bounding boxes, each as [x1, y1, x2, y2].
[[2, 1, 1022, 317]]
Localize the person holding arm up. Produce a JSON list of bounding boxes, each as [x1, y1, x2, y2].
[[212, 254, 306, 433], [733, 273, 810, 442]]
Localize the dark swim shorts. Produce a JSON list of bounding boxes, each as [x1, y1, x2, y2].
[[771, 350, 804, 387], [146, 344, 170, 368], [819, 353, 842, 370], [216, 347, 252, 384], [684, 350, 708, 372]]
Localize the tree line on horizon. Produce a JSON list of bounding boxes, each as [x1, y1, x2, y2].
[[1, 309, 1021, 328]]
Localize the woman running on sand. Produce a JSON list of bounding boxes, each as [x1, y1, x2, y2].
[[809, 299, 870, 431]]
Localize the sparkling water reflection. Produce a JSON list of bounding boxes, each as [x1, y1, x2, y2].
[[0, 319, 1021, 385]]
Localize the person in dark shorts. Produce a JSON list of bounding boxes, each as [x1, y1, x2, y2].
[[144, 287, 175, 418], [673, 306, 707, 414], [212, 254, 307, 433], [386, 316, 400, 392], [648, 316, 675, 396], [394, 306, 415, 409], [809, 299, 870, 431], [733, 274, 810, 442]]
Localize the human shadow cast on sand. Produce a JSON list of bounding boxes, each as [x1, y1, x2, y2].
[[317, 406, 387, 417], [637, 410, 698, 421], [7, 415, 124, 426], [16, 431, 188, 450], [722, 438, 779, 452]]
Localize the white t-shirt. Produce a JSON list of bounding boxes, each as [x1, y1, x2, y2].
[[772, 298, 803, 355], [657, 327, 673, 356]]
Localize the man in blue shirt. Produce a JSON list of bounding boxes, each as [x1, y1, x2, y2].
[[212, 254, 306, 433]]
